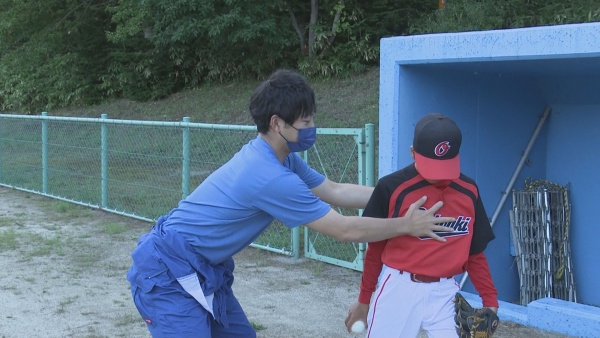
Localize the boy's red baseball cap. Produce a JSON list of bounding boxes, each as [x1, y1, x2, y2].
[[413, 113, 462, 180]]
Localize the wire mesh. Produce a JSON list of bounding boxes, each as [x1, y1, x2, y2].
[[0, 118, 43, 190], [0, 114, 373, 265], [106, 123, 184, 218], [303, 133, 366, 271], [509, 179, 577, 305], [48, 120, 103, 204]]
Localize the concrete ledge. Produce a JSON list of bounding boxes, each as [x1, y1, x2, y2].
[[529, 297, 600, 337], [497, 300, 528, 325], [459, 292, 600, 337]]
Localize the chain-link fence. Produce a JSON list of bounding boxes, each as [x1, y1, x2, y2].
[[0, 113, 375, 269], [302, 128, 375, 271]]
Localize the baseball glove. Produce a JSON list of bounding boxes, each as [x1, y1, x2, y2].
[[454, 292, 499, 338]]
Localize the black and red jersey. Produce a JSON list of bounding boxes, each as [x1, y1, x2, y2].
[[358, 164, 498, 307]]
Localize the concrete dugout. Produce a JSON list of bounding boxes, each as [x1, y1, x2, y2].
[[378, 22, 600, 336]]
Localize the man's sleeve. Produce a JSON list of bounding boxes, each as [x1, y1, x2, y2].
[[254, 173, 331, 228], [286, 153, 325, 189]]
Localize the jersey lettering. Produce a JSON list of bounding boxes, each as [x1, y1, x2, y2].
[[417, 207, 471, 239], [436, 215, 471, 232]]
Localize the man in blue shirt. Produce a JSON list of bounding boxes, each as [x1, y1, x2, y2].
[[127, 69, 455, 337]]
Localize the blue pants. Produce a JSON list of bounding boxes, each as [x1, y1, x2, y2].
[[127, 222, 256, 338], [130, 270, 256, 338]]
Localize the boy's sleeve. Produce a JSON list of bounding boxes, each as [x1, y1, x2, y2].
[[466, 252, 499, 308], [358, 182, 391, 304], [470, 194, 495, 255], [359, 240, 387, 304], [468, 190, 498, 307]]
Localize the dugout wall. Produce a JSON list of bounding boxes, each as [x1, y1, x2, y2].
[[378, 22, 600, 310]]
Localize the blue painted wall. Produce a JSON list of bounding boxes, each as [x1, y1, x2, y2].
[[544, 104, 600, 305], [379, 23, 600, 307]]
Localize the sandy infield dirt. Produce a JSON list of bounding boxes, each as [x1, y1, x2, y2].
[[0, 186, 570, 338]]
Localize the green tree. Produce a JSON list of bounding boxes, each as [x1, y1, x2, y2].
[[409, 0, 600, 34], [0, 0, 115, 113], [3, 0, 596, 114], [287, 0, 438, 76], [108, 0, 296, 86]]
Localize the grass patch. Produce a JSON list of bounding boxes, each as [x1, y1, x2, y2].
[[33, 199, 93, 220], [251, 322, 267, 331], [312, 261, 326, 277], [51, 201, 92, 218], [26, 233, 65, 257], [115, 313, 141, 327], [70, 245, 103, 268], [103, 222, 129, 235], [0, 229, 17, 250], [53, 67, 380, 129]]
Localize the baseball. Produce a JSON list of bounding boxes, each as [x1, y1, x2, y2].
[[351, 320, 366, 333]]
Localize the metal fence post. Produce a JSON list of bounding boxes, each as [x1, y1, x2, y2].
[[357, 128, 366, 187], [101, 114, 108, 209], [293, 150, 310, 260], [292, 227, 301, 259], [0, 118, 2, 180], [41, 112, 48, 193], [365, 123, 375, 188], [182, 117, 191, 199], [358, 123, 376, 269]]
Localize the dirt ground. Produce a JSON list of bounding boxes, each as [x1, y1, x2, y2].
[[0, 186, 571, 338]]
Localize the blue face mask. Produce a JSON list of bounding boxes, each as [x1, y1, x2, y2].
[[281, 126, 317, 152]]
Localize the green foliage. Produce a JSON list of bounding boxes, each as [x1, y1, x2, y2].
[[363, 0, 438, 37], [409, 0, 504, 33], [296, 4, 376, 77], [0, 0, 114, 113], [126, 0, 296, 83], [104, 0, 177, 100], [101, 44, 179, 101], [106, 0, 150, 43], [0, 30, 98, 113], [535, 1, 600, 26], [286, 0, 437, 77], [410, 0, 600, 34], [1, 0, 598, 114]]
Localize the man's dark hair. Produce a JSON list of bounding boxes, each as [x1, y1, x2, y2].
[[249, 69, 316, 134]]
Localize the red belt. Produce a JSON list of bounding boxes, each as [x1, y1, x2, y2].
[[400, 271, 452, 283]]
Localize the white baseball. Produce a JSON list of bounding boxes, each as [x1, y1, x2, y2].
[[351, 320, 366, 333]]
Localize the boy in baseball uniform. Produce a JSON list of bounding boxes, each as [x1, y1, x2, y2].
[[346, 113, 498, 337]]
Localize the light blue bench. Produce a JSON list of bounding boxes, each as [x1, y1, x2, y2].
[[459, 292, 600, 337]]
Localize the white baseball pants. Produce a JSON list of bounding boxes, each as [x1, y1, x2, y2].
[[365, 264, 459, 338]]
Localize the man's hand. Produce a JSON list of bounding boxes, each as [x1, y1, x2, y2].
[[345, 301, 369, 333], [403, 196, 454, 242]]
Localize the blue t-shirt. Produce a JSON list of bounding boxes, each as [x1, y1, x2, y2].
[[162, 136, 331, 264]]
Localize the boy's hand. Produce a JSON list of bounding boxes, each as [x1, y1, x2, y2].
[[345, 301, 369, 333]]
